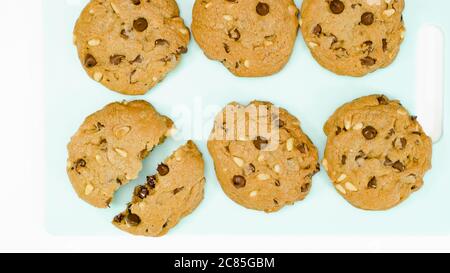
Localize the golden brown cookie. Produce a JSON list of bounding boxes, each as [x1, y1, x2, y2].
[[192, 0, 299, 77], [67, 100, 174, 208], [300, 0, 405, 76], [73, 0, 190, 95], [323, 95, 432, 210], [208, 101, 319, 212], [113, 141, 205, 237]]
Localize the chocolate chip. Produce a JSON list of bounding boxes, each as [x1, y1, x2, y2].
[[401, 137, 408, 148], [130, 55, 143, 64], [228, 28, 241, 41], [138, 148, 149, 159], [84, 54, 97, 68], [384, 156, 393, 166], [160, 54, 174, 63], [377, 95, 388, 105], [232, 175, 246, 188], [223, 43, 230, 53], [297, 143, 308, 153], [361, 56, 377, 66], [73, 159, 86, 173], [256, 2, 270, 16], [248, 163, 256, 173], [110, 55, 125, 65], [155, 39, 169, 46], [301, 183, 311, 193], [173, 187, 184, 195], [328, 33, 338, 48], [275, 180, 281, 187], [126, 213, 141, 226], [341, 155, 347, 165], [99, 138, 107, 151], [120, 29, 129, 39], [362, 126, 378, 140], [133, 18, 148, 32], [131, 0, 141, 5], [275, 119, 285, 128], [136, 186, 149, 199], [362, 40, 374, 53], [392, 161, 405, 172], [355, 150, 366, 163], [336, 127, 342, 135], [315, 163, 321, 173], [334, 47, 349, 58], [253, 136, 269, 150], [146, 175, 157, 189], [368, 177, 377, 189], [330, 0, 345, 14], [393, 137, 407, 150], [177, 46, 188, 54], [113, 214, 124, 223], [95, 122, 105, 131], [76, 159, 86, 168], [361, 12, 374, 25], [313, 24, 322, 36], [386, 128, 395, 139], [157, 163, 170, 176], [382, 38, 388, 52]]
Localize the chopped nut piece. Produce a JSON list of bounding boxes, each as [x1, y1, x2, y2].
[[85, 184, 94, 195], [114, 148, 128, 158], [233, 157, 244, 167], [257, 173, 270, 181]]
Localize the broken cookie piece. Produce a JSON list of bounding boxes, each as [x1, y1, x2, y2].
[[323, 95, 433, 210], [73, 0, 190, 95], [113, 141, 205, 236], [67, 100, 174, 208]]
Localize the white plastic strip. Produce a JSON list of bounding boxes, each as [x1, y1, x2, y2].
[[415, 25, 444, 143]]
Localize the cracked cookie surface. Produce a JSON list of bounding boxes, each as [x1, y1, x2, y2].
[[67, 100, 174, 208], [113, 141, 205, 236], [74, 0, 190, 95], [300, 0, 405, 77], [192, 0, 299, 77], [208, 101, 319, 212], [323, 95, 432, 210]]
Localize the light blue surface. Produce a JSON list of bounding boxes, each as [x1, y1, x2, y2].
[[45, 0, 450, 236]]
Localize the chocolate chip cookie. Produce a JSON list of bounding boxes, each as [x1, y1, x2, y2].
[[113, 141, 205, 236], [323, 95, 432, 210], [208, 101, 319, 212], [67, 100, 174, 208], [73, 0, 190, 95], [300, 0, 405, 77], [192, 0, 299, 77]]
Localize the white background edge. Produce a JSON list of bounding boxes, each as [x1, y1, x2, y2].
[[0, 0, 449, 252]]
